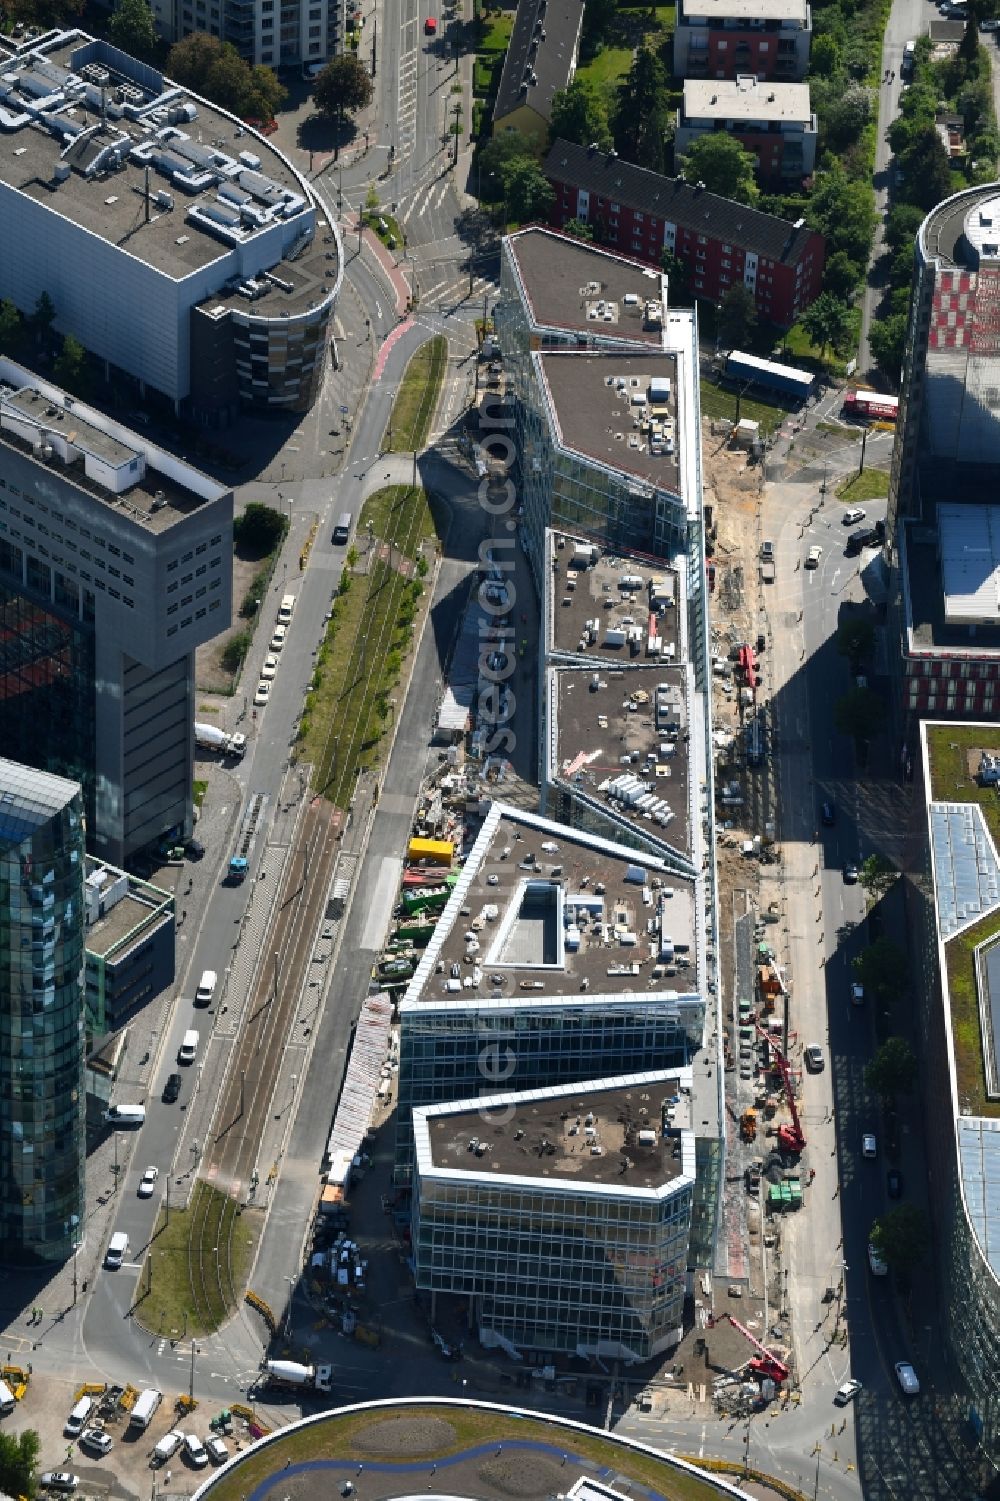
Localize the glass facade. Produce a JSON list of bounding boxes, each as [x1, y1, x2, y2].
[[0, 582, 96, 839], [0, 763, 86, 1266], [395, 998, 706, 1182], [413, 1166, 693, 1359]]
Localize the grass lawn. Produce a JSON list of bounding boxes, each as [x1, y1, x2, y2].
[[836, 468, 890, 503], [779, 321, 853, 379], [192, 780, 208, 808], [300, 486, 440, 807], [927, 724, 1000, 1118], [134, 1183, 260, 1339], [206, 1404, 731, 1501], [385, 335, 447, 452], [816, 421, 860, 440], [479, 10, 513, 50], [699, 378, 787, 436], [575, 44, 633, 100]]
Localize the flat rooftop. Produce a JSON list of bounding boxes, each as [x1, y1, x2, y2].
[[0, 363, 228, 531], [919, 184, 1000, 268], [538, 351, 681, 491], [0, 33, 332, 309], [550, 665, 692, 861], [902, 517, 1000, 655], [422, 1074, 692, 1189], [681, 0, 808, 19], [505, 230, 666, 345], [404, 804, 697, 1006], [938, 503, 1000, 625], [85, 863, 173, 957], [683, 76, 812, 122], [550, 534, 682, 659]]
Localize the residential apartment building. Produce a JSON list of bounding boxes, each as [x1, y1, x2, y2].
[[0, 358, 233, 865], [493, 0, 583, 146], [0, 30, 342, 422], [0, 759, 87, 1266], [903, 721, 1000, 1479], [412, 1072, 697, 1361], [675, 77, 817, 187], [673, 0, 812, 81], [544, 142, 824, 330], [150, 0, 340, 67]]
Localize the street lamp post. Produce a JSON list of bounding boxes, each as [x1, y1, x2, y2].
[[283, 1275, 296, 1341], [189, 1340, 198, 1401]]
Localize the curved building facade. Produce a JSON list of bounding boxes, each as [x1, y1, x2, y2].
[[0, 759, 86, 1266]]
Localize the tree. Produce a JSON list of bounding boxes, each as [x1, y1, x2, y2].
[[234, 502, 286, 556], [869, 312, 908, 381], [681, 133, 759, 204], [0, 1428, 39, 1499], [834, 684, 886, 745], [823, 251, 862, 300], [32, 291, 56, 334], [800, 292, 851, 357], [865, 1036, 917, 1103], [960, 11, 981, 62], [108, 0, 159, 61], [6, 0, 84, 25], [549, 79, 612, 150], [167, 32, 223, 92], [870, 1204, 931, 1281], [314, 53, 372, 122], [580, 0, 618, 59], [897, 126, 954, 211], [613, 48, 671, 172], [0, 300, 24, 357], [53, 334, 90, 396], [247, 64, 287, 121], [503, 160, 554, 223], [823, 81, 874, 152], [562, 218, 595, 241], [718, 285, 757, 352], [835, 615, 876, 668], [660, 249, 689, 299], [810, 33, 841, 76], [167, 33, 285, 119], [860, 853, 897, 902], [853, 938, 908, 1006], [808, 168, 875, 272], [885, 203, 926, 254]]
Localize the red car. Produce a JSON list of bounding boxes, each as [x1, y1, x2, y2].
[[424, 15, 437, 31]]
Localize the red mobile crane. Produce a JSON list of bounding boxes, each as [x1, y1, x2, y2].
[[709, 1313, 790, 1385], [753, 1020, 806, 1155]]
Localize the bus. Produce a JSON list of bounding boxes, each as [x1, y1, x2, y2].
[[843, 389, 899, 422]]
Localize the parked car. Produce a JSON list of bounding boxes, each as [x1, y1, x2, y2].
[[851, 982, 865, 1006], [41, 1477, 79, 1493], [895, 1361, 921, 1395], [843, 507, 867, 525], [862, 1132, 878, 1159], [184, 1434, 209, 1468], [185, 838, 205, 860], [163, 1072, 182, 1103], [844, 863, 859, 884], [805, 546, 823, 569], [79, 1430, 113, 1457], [821, 801, 836, 826], [253, 681, 270, 707], [270, 625, 287, 652], [261, 653, 279, 680], [205, 1436, 229, 1465], [834, 1379, 862, 1406], [804, 1045, 825, 1072], [137, 1166, 159, 1198], [868, 1240, 888, 1277], [887, 1167, 903, 1198]]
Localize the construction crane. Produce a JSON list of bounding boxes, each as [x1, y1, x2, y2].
[[753, 1020, 805, 1155], [711, 1313, 790, 1385]]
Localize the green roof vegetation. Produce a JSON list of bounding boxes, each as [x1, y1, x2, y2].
[[926, 723, 1000, 1118]]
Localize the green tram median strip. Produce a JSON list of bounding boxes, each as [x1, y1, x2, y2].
[[300, 486, 442, 809], [385, 336, 447, 452], [135, 1182, 261, 1338]]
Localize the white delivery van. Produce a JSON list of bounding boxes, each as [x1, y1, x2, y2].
[[151, 1431, 184, 1467], [65, 1395, 95, 1436], [0, 1379, 15, 1416], [128, 1389, 162, 1432], [277, 593, 296, 624], [194, 970, 217, 1006], [104, 1104, 146, 1127], [178, 1030, 199, 1065], [105, 1230, 129, 1269]]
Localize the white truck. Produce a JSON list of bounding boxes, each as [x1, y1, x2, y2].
[[262, 1359, 333, 1393], [195, 722, 247, 758], [128, 1389, 162, 1432]]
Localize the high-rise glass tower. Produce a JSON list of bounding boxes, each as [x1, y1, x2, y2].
[[0, 759, 86, 1265]]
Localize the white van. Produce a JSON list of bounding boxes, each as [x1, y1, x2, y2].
[[194, 970, 217, 1006], [65, 1396, 94, 1436], [277, 593, 296, 625], [104, 1103, 146, 1127], [178, 1030, 199, 1065], [151, 1430, 184, 1467], [128, 1389, 162, 1432], [105, 1230, 129, 1269], [0, 1379, 15, 1416]]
